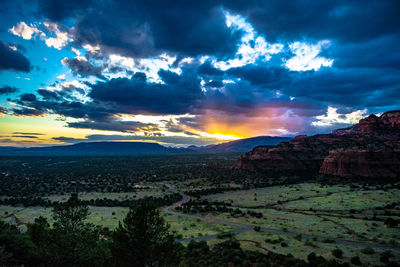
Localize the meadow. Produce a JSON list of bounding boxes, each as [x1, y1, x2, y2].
[[0, 155, 399, 265]]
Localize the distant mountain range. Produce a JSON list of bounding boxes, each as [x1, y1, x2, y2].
[[0, 136, 292, 156], [186, 136, 292, 153]]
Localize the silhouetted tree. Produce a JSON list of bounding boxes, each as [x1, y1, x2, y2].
[[27, 194, 111, 266], [0, 220, 38, 265], [52, 193, 89, 233], [112, 201, 179, 267]]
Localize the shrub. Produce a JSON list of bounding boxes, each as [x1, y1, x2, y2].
[[322, 237, 335, 243], [331, 248, 343, 258], [384, 218, 399, 228], [350, 256, 361, 265], [216, 232, 232, 239], [380, 250, 394, 263], [307, 252, 317, 263], [304, 239, 317, 248], [265, 236, 283, 244], [361, 246, 375, 255], [294, 234, 302, 241]]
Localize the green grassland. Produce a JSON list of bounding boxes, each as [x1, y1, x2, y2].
[[0, 205, 233, 238], [163, 212, 236, 239], [203, 183, 349, 207], [45, 188, 167, 202], [234, 230, 399, 266], [198, 182, 400, 264], [283, 189, 400, 211], [1, 181, 399, 265]]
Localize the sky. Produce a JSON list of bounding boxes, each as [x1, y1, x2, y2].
[[0, 0, 399, 147]]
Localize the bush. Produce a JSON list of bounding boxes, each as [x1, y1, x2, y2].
[[361, 246, 375, 255], [322, 237, 335, 243], [304, 239, 317, 248], [216, 232, 232, 239], [253, 226, 261, 232], [380, 250, 394, 263], [307, 252, 317, 263], [331, 248, 343, 258], [384, 218, 398, 227], [350, 256, 361, 265], [265, 237, 283, 244], [294, 234, 302, 241]]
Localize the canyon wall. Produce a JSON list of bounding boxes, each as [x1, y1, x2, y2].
[[236, 110, 400, 178]]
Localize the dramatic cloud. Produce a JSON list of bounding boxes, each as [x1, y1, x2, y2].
[[0, 86, 19, 95], [39, 0, 242, 58], [0, 41, 31, 72], [12, 132, 45, 135], [226, 0, 400, 43], [11, 107, 45, 117], [12, 135, 39, 139], [37, 89, 60, 100], [9, 21, 44, 40], [0, 106, 7, 117], [43, 22, 72, 50], [89, 69, 203, 115], [67, 120, 160, 133], [1, 0, 400, 146], [312, 107, 368, 127], [20, 93, 37, 102], [284, 41, 333, 71], [61, 57, 104, 78]]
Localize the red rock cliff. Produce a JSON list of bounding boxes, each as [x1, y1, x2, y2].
[[320, 149, 400, 178], [236, 110, 400, 178]]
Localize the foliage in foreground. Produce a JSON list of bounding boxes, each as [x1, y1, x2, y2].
[[0, 194, 399, 267]]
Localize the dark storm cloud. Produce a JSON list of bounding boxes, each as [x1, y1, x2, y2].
[[11, 107, 45, 116], [329, 36, 400, 70], [10, 68, 203, 128], [204, 80, 224, 88], [176, 117, 204, 131], [227, 65, 291, 87], [13, 132, 44, 135], [197, 61, 224, 76], [12, 135, 38, 138], [89, 69, 203, 115], [0, 41, 30, 72], [0, 86, 19, 95], [38, 0, 92, 22], [5, 0, 399, 136], [199, 59, 400, 114], [20, 93, 36, 102], [226, 0, 400, 43], [282, 68, 400, 108], [37, 89, 60, 100], [38, 0, 400, 57], [67, 120, 160, 133], [0, 106, 7, 116], [62, 57, 104, 78], [38, 0, 242, 58]]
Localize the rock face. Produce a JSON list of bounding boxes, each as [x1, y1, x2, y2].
[[320, 149, 400, 178], [236, 110, 400, 178], [332, 110, 400, 135]]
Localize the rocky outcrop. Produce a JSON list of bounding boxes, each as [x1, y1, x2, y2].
[[320, 149, 400, 178], [236, 110, 400, 178], [332, 110, 400, 135]]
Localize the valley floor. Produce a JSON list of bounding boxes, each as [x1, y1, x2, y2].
[[1, 181, 399, 266]]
